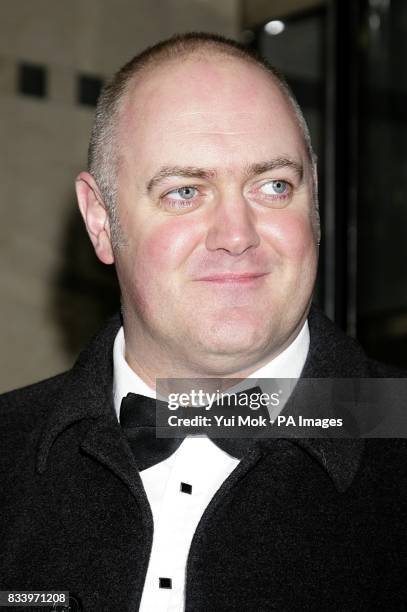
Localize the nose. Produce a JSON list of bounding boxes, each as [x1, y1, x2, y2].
[[205, 191, 260, 255]]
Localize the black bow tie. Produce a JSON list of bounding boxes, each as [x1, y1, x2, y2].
[[120, 388, 266, 471]]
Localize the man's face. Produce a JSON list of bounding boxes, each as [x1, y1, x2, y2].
[[112, 56, 318, 375]]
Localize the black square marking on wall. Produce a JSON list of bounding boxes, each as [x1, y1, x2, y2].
[[159, 577, 172, 589], [18, 63, 47, 98], [78, 74, 103, 107]]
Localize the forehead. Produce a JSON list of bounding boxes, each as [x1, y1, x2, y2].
[[117, 55, 306, 171]]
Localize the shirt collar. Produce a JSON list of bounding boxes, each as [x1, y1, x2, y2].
[[112, 320, 310, 421]]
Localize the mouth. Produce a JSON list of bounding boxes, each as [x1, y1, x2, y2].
[[195, 273, 268, 284]]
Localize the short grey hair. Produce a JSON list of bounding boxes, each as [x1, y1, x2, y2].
[[88, 32, 319, 245]]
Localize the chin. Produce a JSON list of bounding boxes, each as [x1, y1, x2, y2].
[[197, 318, 266, 358]]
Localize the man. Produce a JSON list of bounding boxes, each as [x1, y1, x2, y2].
[[1, 33, 406, 612]]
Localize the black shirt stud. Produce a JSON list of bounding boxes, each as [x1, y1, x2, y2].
[[180, 482, 192, 494]]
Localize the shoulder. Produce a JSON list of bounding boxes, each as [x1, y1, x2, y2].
[[0, 311, 121, 430], [0, 372, 72, 477], [0, 371, 70, 429], [307, 305, 407, 378], [0, 313, 120, 474], [365, 358, 407, 378]]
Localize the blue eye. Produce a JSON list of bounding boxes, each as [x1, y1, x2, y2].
[[168, 186, 197, 200], [260, 180, 289, 196]]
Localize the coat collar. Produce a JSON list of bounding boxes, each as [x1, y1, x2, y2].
[[36, 314, 121, 474], [276, 305, 368, 492], [37, 306, 367, 492]]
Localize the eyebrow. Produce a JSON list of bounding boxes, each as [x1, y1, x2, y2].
[[146, 166, 216, 193], [146, 157, 304, 193], [247, 158, 304, 180]]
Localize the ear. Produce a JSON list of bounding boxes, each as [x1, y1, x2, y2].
[[75, 172, 115, 264], [311, 156, 321, 246]]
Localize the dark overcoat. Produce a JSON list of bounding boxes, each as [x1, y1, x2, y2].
[[1, 306, 407, 611]]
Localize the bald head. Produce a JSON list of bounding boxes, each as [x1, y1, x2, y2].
[[88, 32, 318, 244]]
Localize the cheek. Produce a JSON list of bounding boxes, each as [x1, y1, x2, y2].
[[133, 218, 200, 281], [263, 212, 316, 261]]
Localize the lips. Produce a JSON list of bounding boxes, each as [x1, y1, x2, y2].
[[195, 273, 267, 283]]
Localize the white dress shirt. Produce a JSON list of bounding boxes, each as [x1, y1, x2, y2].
[[112, 322, 309, 611]]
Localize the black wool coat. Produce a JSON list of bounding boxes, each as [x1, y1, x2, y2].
[[1, 306, 407, 611]]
